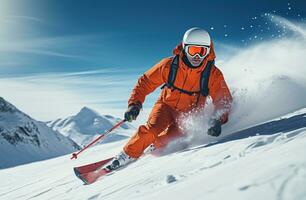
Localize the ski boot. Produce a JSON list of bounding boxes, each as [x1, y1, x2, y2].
[[104, 151, 135, 171]]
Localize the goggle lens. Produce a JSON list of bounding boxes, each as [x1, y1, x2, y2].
[[187, 46, 208, 57]]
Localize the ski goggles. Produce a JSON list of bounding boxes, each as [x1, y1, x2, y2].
[[185, 45, 210, 58]]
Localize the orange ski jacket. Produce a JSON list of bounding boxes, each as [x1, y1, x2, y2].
[[128, 43, 233, 124]]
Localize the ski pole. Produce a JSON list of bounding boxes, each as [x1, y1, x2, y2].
[[71, 119, 126, 160]]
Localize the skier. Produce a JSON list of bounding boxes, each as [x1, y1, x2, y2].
[[105, 27, 233, 170]]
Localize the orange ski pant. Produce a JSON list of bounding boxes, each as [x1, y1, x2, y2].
[[123, 102, 183, 158]]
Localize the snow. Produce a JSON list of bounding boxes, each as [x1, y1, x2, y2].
[[47, 106, 135, 147], [1, 15, 306, 200], [0, 97, 80, 169], [218, 25, 306, 134], [0, 109, 305, 200]]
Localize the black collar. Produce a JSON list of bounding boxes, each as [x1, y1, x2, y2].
[[181, 52, 204, 69]]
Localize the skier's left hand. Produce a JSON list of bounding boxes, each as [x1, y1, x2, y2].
[[207, 119, 222, 137]]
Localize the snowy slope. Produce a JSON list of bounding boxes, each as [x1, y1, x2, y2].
[[0, 108, 305, 200], [0, 97, 80, 169], [219, 16, 306, 134], [47, 107, 135, 147], [1, 14, 306, 200]]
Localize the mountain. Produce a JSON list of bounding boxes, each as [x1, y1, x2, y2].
[[1, 13, 306, 200], [0, 108, 305, 200], [47, 107, 134, 147], [0, 97, 80, 169]]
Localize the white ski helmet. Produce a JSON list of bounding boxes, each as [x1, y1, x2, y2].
[[183, 27, 211, 48], [182, 28, 211, 67]]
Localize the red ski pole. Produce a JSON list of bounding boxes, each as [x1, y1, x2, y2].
[[71, 119, 126, 160]]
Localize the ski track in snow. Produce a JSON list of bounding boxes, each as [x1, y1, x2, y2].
[[0, 108, 306, 200]]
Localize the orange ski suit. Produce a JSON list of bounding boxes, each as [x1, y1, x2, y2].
[[124, 43, 233, 158]]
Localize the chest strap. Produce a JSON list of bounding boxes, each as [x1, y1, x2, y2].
[[162, 55, 214, 96]]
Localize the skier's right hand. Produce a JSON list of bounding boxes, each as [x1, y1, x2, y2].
[[124, 103, 142, 122]]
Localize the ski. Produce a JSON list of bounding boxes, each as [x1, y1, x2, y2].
[[73, 157, 114, 184], [73, 144, 157, 185]]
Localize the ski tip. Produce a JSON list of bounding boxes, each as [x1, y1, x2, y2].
[[73, 167, 80, 176], [73, 168, 89, 185]]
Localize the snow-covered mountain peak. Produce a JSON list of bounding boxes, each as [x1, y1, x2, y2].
[[0, 97, 80, 169], [76, 106, 100, 119], [0, 97, 40, 146], [72, 106, 114, 131], [0, 97, 17, 113], [48, 107, 134, 147]]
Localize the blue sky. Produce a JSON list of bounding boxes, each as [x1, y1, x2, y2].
[[1, 0, 305, 75], [0, 0, 305, 122]]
